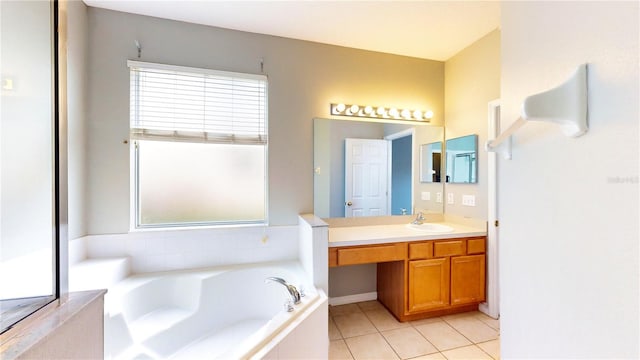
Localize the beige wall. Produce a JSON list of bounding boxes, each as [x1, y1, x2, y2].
[[500, 2, 638, 357], [443, 29, 500, 220], [86, 8, 444, 234]]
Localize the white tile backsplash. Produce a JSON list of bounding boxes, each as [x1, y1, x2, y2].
[[81, 225, 299, 273]]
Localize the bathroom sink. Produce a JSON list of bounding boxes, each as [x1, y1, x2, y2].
[[405, 223, 454, 233]]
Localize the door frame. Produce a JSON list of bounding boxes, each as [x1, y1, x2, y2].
[[480, 99, 500, 319], [385, 128, 415, 216]]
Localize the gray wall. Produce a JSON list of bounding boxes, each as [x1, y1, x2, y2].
[[500, 2, 638, 357], [86, 8, 444, 234], [67, 0, 89, 240]]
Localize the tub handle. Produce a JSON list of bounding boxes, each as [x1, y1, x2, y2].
[[284, 299, 294, 312]]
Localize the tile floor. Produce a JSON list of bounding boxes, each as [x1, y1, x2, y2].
[[329, 301, 499, 360]]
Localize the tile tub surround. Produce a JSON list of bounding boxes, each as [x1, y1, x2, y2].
[[74, 225, 299, 274], [329, 301, 499, 360]]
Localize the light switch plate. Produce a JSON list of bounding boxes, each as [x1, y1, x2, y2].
[[462, 195, 476, 206], [447, 193, 454, 204], [436, 192, 442, 203], [421, 191, 431, 201]]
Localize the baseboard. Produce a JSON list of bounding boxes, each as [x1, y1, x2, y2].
[[329, 292, 377, 306]]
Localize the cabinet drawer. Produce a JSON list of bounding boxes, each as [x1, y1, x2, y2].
[[434, 240, 465, 257], [337, 243, 407, 266], [409, 242, 433, 260], [467, 238, 486, 254], [329, 248, 338, 267]]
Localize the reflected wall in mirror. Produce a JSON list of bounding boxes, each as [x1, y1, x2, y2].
[[314, 118, 444, 218], [445, 134, 478, 183], [420, 142, 442, 183]]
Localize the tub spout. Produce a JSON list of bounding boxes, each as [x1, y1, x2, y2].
[[265, 277, 301, 305]]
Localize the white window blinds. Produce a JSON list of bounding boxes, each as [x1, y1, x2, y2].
[[128, 61, 267, 144]]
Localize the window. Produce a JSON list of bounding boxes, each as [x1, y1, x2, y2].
[[128, 61, 268, 228]]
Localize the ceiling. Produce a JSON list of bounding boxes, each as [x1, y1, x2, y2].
[[83, 1, 501, 61]]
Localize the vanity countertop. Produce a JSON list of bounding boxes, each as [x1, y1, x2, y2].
[[328, 221, 487, 247]]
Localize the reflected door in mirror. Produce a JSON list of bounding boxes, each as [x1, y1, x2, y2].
[[345, 138, 388, 217]]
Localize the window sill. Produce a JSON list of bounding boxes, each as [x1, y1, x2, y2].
[[129, 221, 268, 233]]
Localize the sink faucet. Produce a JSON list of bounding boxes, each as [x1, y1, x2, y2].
[[265, 277, 301, 305], [412, 212, 426, 225]]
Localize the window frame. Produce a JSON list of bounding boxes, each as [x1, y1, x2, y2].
[[128, 61, 269, 230]]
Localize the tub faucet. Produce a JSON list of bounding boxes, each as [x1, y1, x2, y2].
[[412, 212, 425, 225], [265, 277, 301, 305]]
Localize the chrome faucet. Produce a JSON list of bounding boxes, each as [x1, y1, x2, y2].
[[412, 212, 426, 225], [265, 277, 301, 305]]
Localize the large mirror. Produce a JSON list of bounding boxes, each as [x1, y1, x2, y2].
[[314, 118, 444, 218], [445, 134, 478, 183]]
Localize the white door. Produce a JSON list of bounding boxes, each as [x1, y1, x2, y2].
[[345, 138, 389, 217]]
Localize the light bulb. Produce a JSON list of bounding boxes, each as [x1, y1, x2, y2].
[[401, 109, 411, 119], [413, 110, 422, 119], [425, 110, 434, 119], [335, 103, 346, 113], [376, 107, 386, 116], [389, 108, 399, 118], [364, 106, 373, 115], [349, 104, 360, 114]]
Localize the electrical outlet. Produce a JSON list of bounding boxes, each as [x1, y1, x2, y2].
[[447, 193, 455, 204], [436, 192, 442, 203], [462, 195, 476, 206], [421, 191, 431, 201]]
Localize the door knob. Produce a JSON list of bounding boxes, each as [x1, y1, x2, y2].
[[346, 201, 353, 207]]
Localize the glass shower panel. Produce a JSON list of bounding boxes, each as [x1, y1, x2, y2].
[[0, 0, 56, 333]]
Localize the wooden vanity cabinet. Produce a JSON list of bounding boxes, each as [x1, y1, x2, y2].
[[331, 236, 486, 322], [396, 236, 486, 321], [451, 254, 486, 305], [408, 258, 450, 312], [330, 243, 406, 267]]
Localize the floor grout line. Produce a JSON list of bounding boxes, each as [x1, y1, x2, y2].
[[330, 302, 499, 360]]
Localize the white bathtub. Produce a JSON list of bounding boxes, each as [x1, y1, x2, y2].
[[104, 261, 328, 359]]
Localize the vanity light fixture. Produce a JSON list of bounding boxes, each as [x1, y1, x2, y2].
[[331, 103, 433, 122]]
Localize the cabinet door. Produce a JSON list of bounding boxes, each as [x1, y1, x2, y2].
[[451, 255, 486, 305], [408, 258, 450, 312]]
